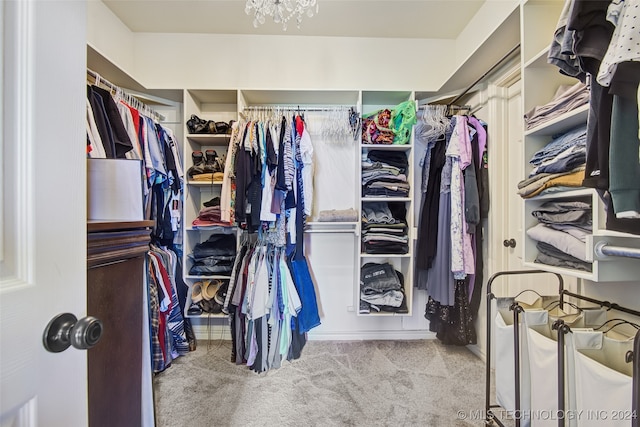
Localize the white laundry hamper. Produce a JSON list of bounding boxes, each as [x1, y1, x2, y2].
[[569, 329, 634, 427], [494, 299, 553, 427]]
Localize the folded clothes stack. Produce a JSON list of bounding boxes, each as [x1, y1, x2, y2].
[[526, 201, 592, 272], [518, 125, 587, 198], [188, 233, 237, 276], [192, 197, 233, 228], [361, 201, 408, 254], [316, 208, 359, 222], [362, 150, 410, 198], [359, 262, 408, 314], [524, 82, 589, 130]]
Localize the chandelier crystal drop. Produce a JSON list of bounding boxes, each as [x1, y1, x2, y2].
[[245, 0, 319, 31]]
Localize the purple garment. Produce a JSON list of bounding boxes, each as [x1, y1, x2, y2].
[[467, 116, 487, 166], [246, 322, 259, 367]]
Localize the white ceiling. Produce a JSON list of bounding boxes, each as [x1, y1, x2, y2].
[[101, 0, 486, 39]]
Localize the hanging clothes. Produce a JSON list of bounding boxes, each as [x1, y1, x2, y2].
[[221, 111, 321, 372], [415, 109, 489, 345], [549, 0, 640, 234], [85, 75, 194, 369]]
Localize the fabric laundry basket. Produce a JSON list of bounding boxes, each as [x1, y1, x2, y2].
[[525, 306, 608, 427], [569, 328, 634, 427], [493, 294, 597, 427], [494, 295, 556, 427]]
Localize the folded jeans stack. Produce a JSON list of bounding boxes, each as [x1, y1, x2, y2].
[[359, 262, 407, 313], [517, 125, 588, 198]]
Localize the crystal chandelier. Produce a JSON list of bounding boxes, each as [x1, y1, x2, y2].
[[245, 0, 319, 31]]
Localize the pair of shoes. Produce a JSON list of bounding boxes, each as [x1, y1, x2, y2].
[[203, 196, 220, 207], [203, 150, 225, 174], [187, 304, 202, 316], [196, 279, 224, 314], [187, 151, 206, 178]]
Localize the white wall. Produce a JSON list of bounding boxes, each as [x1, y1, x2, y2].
[[454, 0, 520, 66], [86, 0, 136, 77], [133, 33, 455, 91], [86, 0, 521, 94]]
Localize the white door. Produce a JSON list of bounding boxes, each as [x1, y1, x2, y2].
[[1, 1, 88, 425], [506, 79, 525, 276]]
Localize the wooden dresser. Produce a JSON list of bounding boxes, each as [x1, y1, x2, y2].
[[86, 220, 154, 427]]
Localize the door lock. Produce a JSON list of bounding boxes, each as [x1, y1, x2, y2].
[[42, 313, 103, 353]]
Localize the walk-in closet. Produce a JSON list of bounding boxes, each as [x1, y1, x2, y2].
[[2, 0, 640, 426]]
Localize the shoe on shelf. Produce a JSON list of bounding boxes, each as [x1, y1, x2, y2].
[[187, 151, 206, 178], [191, 281, 204, 303], [203, 150, 218, 173], [202, 279, 222, 301], [203, 196, 220, 208], [214, 281, 229, 306], [187, 304, 202, 316], [198, 298, 222, 314]]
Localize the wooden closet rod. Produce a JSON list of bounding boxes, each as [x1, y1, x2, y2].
[[448, 44, 521, 107]]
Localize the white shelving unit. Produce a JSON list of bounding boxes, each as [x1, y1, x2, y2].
[[179, 88, 421, 319], [182, 89, 238, 319], [358, 90, 415, 316], [520, 2, 640, 282]]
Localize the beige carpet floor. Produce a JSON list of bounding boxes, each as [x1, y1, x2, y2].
[[153, 339, 487, 427]]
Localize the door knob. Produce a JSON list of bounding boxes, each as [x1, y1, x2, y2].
[[43, 313, 103, 353], [503, 238, 517, 248]]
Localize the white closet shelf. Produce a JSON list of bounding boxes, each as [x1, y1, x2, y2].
[[187, 180, 223, 186], [524, 46, 551, 69], [306, 221, 358, 226], [184, 313, 227, 319], [358, 311, 409, 317], [522, 261, 595, 280], [186, 134, 231, 145], [361, 197, 411, 202], [240, 89, 359, 106], [305, 222, 359, 234], [360, 253, 411, 258], [361, 144, 412, 150], [185, 274, 232, 281], [524, 187, 594, 201], [524, 104, 589, 137], [185, 226, 236, 232]]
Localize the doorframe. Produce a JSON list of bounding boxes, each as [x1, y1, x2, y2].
[[486, 64, 521, 279]]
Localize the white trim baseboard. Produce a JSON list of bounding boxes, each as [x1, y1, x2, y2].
[[191, 324, 437, 342]]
